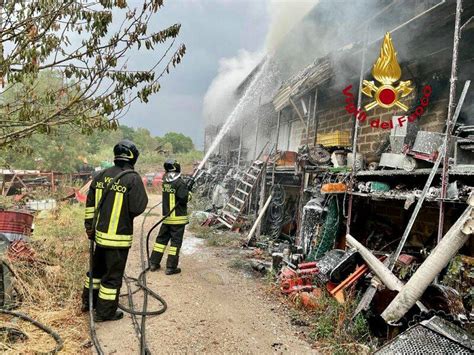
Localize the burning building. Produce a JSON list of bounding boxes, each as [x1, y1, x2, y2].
[[199, 0, 474, 351]]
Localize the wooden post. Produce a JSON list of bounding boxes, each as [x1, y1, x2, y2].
[[246, 194, 273, 245], [382, 196, 474, 323], [289, 97, 307, 130]]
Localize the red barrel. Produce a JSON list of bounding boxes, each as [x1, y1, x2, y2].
[[0, 211, 34, 236]]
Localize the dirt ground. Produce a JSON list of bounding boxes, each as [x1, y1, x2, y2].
[[94, 195, 315, 354]]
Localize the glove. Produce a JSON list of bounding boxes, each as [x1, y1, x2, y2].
[[187, 177, 195, 191], [86, 229, 95, 240]]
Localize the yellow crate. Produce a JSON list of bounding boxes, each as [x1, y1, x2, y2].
[[316, 131, 351, 147]]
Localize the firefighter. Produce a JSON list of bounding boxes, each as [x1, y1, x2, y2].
[[82, 140, 148, 322], [149, 159, 190, 275]]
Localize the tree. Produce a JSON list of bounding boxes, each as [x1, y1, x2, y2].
[[0, 0, 186, 146], [162, 132, 194, 153], [130, 127, 157, 152]]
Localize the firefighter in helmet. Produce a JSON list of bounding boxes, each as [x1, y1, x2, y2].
[[149, 159, 190, 275], [82, 140, 148, 322]]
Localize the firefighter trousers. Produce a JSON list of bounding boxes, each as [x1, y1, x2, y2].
[[82, 245, 129, 318], [150, 224, 185, 269]]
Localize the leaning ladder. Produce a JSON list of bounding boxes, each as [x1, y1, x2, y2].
[[217, 160, 265, 229]]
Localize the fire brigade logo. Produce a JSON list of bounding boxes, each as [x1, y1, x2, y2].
[[362, 33, 413, 111]]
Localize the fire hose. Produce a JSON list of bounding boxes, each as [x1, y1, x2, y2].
[[89, 170, 195, 355], [1, 248, 64, 353], [0, 308, 63, 354]]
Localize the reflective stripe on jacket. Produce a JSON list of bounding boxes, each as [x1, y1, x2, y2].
[[84, 163, 148, 248], [162, 173, 189, 225]]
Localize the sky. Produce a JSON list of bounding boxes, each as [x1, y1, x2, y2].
[[122, 0, 271, 149]]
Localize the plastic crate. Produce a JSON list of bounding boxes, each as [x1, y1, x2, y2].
[[316, 131, 351, 147]]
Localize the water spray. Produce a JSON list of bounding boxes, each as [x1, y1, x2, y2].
[[194, 56, 274, 179]]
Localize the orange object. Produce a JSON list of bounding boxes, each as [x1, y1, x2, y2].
[[276, 151, 298, 166], [299, 292, 319, 309], [75, 180, 91, 204], [326, 256, 386, 303], [321, 183, 347, 194], [326, 263, 369, 304]]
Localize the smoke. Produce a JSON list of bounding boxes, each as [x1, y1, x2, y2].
[[203, 0, 447, 131], [265, 0, 317, 52], [203, 0, 317, 128], [203, 49, 264, 127]]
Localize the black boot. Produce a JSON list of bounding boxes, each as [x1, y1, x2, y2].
[[149, 263, 161, 272], [165, 267, 181, 275], [81, 287, 98, 312], [94, 310, 124, 322]]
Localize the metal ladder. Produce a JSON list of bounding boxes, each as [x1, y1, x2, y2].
[[217, 160, 265, 229]]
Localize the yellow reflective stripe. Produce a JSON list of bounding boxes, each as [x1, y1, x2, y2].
[[170, 193, 176, 218], [86, 204, 96, 219], [95, 188, 103, 208], [98, 285, 117, 301], [188, 192, 193, 202], [107, 192, 124, 235], [84, 276, 101, 289], [153, 243, 166, 253], [163, 215, 189, 225], [95, 188, 103, 226], [168, 246, 178, 256], [163, 219, 189, 225], [95, 231, 132, 248]]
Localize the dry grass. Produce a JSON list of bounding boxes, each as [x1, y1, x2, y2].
[[1, 202, 90, 354]]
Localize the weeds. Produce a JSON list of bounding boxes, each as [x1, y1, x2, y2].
[[302, 290, 374, 354], [190, 223, 242, 248], [228, 258, 250, 272], [1, 202, 90, 354]]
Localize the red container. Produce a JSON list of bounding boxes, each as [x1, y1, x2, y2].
[[0, 211, 34, 236]]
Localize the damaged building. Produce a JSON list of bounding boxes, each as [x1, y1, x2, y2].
[[199, 0, 474, 351]]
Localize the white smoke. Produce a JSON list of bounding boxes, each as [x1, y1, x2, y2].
[[203, 49, 264, 126], [265, 0, 317, 52], [203, 0, 317, 127]]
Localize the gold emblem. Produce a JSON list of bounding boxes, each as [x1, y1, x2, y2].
[[362, 33, 413, 111]]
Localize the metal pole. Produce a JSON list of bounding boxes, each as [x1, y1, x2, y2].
[[254, 118, 260, 159], [346, 26, 368, 235], [438, 0, 463, 242], [256, 162, 267, 238], [306, 95, 311, 143], [388, 81, 470, 270], [237, 121, 243, 167], [312, 89, 318, 145], [272, 110, 281, 185]]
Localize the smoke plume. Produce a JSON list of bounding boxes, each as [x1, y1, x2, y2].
[[203, 1, 317, 127], [265, 0, 317, 52], [202, 49, 263, 127]]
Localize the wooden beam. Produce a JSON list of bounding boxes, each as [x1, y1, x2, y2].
[[289, 97, 307, 129]]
